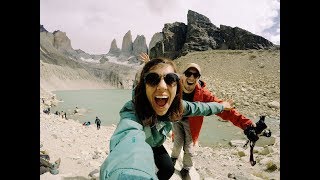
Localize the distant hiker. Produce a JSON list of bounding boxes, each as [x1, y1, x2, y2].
[[74, 107, 79, 114], [63, 112, 67, 120], [83, 121, 91, 126], [43, 107, 50, 115], [54, 111, 60, 116], [95, 116, 101, 130]]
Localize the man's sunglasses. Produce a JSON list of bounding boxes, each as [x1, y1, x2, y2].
[[144, 72, 180, 87], [184, 71, 200, 78]]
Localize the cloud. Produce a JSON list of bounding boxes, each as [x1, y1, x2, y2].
[[40, 0, 280, 54]]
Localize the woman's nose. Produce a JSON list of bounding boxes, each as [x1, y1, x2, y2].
[[157, 78, 167, 90]]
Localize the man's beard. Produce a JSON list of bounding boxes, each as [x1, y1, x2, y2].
[[183, 83, 195, 93]]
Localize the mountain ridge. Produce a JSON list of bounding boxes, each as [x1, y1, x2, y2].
[[40, 9, 280, 96]]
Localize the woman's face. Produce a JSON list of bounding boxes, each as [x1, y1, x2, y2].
[[145, 64, 177, 116]]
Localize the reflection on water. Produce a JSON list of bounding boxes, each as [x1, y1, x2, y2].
[[51, 89, 279, 147]]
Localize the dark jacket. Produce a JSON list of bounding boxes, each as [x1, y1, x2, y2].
[[95, 118, 101, 125]]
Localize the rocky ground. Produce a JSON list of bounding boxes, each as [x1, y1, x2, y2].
[[40, 49, 280, 180]]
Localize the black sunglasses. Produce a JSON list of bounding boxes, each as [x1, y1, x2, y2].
[[144, 72, 180, 87], [184, 71, 200, 78]]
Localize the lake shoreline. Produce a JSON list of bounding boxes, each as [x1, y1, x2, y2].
[[40, 88, 280, 179]]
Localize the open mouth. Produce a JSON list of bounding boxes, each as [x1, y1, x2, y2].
[[187, 81, 194, 85], [155, 95, 168, 107]]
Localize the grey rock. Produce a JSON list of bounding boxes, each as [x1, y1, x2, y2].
[[149, 32, 163, 50], [132, 35, 148, 58], [107, 39, 121, 57], [121, 30, 133, 56]]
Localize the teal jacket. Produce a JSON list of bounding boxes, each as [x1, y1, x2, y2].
[[100, 100, 224, 179]]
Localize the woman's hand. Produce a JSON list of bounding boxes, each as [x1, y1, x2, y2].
[[139, 52, 150, 64], [221, 99, 235, 111]]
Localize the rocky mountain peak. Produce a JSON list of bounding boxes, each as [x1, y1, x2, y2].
[[121, 30, 133, 56], [52, 30, 73, 51], [150, 9, 276, 60], [182, 10, 222, 53], [149, 32, 163, 51], [219, 25, 275, 50], [132, 35, 148, 58], [187, 9, 216, 29], [40, 24, 48, 32], [107, 39, 121, 56], [111, 30, 149, 64]]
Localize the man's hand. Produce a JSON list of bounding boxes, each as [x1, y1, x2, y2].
[[139, 52, 150, 64], [221, 99, 235, 111]]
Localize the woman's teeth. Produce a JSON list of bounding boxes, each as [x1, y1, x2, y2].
[[155, 95, 168, 98], [155, 96, 168, 106]]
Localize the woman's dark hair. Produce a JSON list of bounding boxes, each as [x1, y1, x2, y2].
[[134, 57, 183, 126]]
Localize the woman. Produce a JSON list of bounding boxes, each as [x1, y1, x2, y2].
[[100, 58, 233, 180]]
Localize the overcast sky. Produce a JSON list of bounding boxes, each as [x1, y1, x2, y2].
[[40, 0, 280, 55]]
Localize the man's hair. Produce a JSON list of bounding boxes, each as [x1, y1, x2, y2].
[[134, 57, 183, 126]]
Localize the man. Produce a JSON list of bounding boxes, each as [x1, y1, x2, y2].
[[74, 107, 79, 114], [95, 116, 101, 130], [171, 63, 254, 178]]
